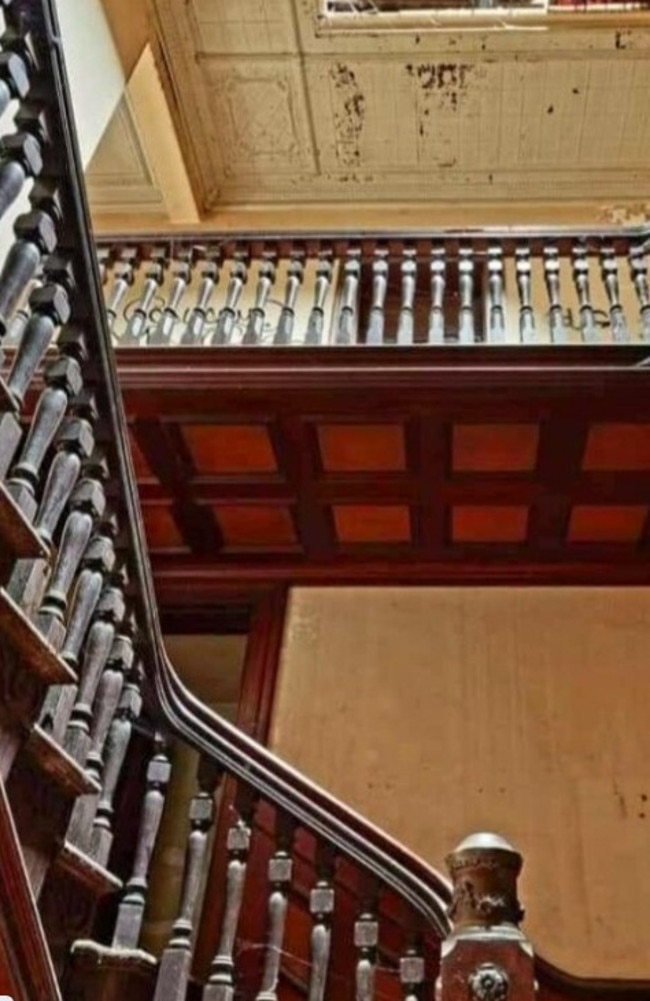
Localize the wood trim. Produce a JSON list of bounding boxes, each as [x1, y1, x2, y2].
[[0, 773, 61, 1001], [236, 587, 289, 744], [192, 587, 288, 980], [150, 553, 650, 593]]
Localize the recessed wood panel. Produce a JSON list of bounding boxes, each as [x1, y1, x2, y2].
[[214, 505, 296, 547], [452, 424, 539, 473], [184, 424, 277, 474], [143, 506, 185, 549], [568, 505, 647, 543], [333, 505, 411, 544], [583, 424, 650, 471], [317, 424, 405, 473], [452, 505, 529, 543], [128, 431, 154, 479]]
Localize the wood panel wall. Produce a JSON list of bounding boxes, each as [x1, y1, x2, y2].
[[269, 586, 650, 980]]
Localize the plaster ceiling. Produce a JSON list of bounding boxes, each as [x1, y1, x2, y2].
[[145, 0, 650, 222], [86, 94, 166, 216]]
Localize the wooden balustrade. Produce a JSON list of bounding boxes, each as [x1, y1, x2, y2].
[[0, 5, 648, 1001], [95, 234, 650, 349]]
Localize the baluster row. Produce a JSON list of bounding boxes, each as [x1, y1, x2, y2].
[[102, 760, 433, 1001], [98, 240, 650, 348], [0, 0, 149, 914]]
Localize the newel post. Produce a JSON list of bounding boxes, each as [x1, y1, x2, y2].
[[436, 833, 536, 1001]]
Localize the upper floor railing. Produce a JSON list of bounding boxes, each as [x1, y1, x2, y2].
[[94, 232, 650, 350]]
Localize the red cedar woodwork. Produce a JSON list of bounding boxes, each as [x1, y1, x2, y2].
[[115, 346, 650, 604], [317, 424, 406, 473], [452, 424, 540, 473], [582, 424, 650, 471], [183, 425, 278, 476], [0, 775, 62, 1001], [193, 589, 289, 981]]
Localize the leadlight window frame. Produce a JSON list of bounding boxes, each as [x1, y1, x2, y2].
[[319, 0, 650, 26], [320, 0, 549, 22]]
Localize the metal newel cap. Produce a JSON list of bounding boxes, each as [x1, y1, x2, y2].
[[446, 832, 524, 930]]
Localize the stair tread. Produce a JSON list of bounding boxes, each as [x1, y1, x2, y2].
[[71, 938, 157, 968], [24, 724, 99, 798], [0, 477, 48, 559], [57, 839, 123, 896], [0, 587, 75, 683]]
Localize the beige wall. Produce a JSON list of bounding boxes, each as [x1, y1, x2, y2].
[[270, 587, 650, 980]]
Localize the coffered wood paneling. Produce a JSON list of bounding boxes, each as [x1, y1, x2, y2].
[[147, 0, 650, 221], [116, 346, 650, 600]]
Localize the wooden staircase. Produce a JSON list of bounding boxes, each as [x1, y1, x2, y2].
[[0, 3, 647, 1001]]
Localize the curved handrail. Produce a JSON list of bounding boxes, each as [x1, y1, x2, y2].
[[40, 0, 650, 990], [38, 0, 452, 945]]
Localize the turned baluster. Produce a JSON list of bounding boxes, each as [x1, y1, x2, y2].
[[630, 244, 650, 341], [60, 530, 116, 672], [36, 477, 106, 645], [32, 417, 94, 547], [307, 844, 336, 1001], [62, 584, 126, 762], [7, 355, 83, 519], [428, 248, 446, 343], [210, 259, 247, 345], [150, 255, 192, 345], [572, 244, 597, 342], [4, 278, 37, 344], [122, 252, 166, 345], [365, 250, 388, 346], [203, 786, 257, 1001], [305, 257, 333, 346], [0, 99, 50, 217], [397, 250, 417, 345], [181, 259, 218, 345], [543, 245, 565, 343], [486, 247, 505, 344], [91, 669, 143, 866], [153, 759, 222, 1001], [84, 629, 133, 780], [65, 633, 133, 852], [243, 258, 276, 345], [96, 246, 112, 288], [274, 257, 304, 345], [515, 247, 535, 344], [0, 131, 42, 221], [336, 251, 361, 345], [355, 888, 379, 1001], [7, 258, 73, 407], [111, 733, 171, 948], [0, 208, 58, 335], [0, 5, 36, 62], [400, 949, 425, 1001], [457, 248, 475, 345], [256, 812, 297, 1001], [0, 45, 30, 119], [105, 255, 136, 333], [41, 540, 118, 780], [600, 247, 628, 343]]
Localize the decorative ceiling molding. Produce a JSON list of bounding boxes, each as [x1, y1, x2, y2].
[[87, 43, 199, 228], [144, 0, 650, 226]]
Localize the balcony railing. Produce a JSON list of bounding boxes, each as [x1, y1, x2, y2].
[[93, 233, 650, 349]]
